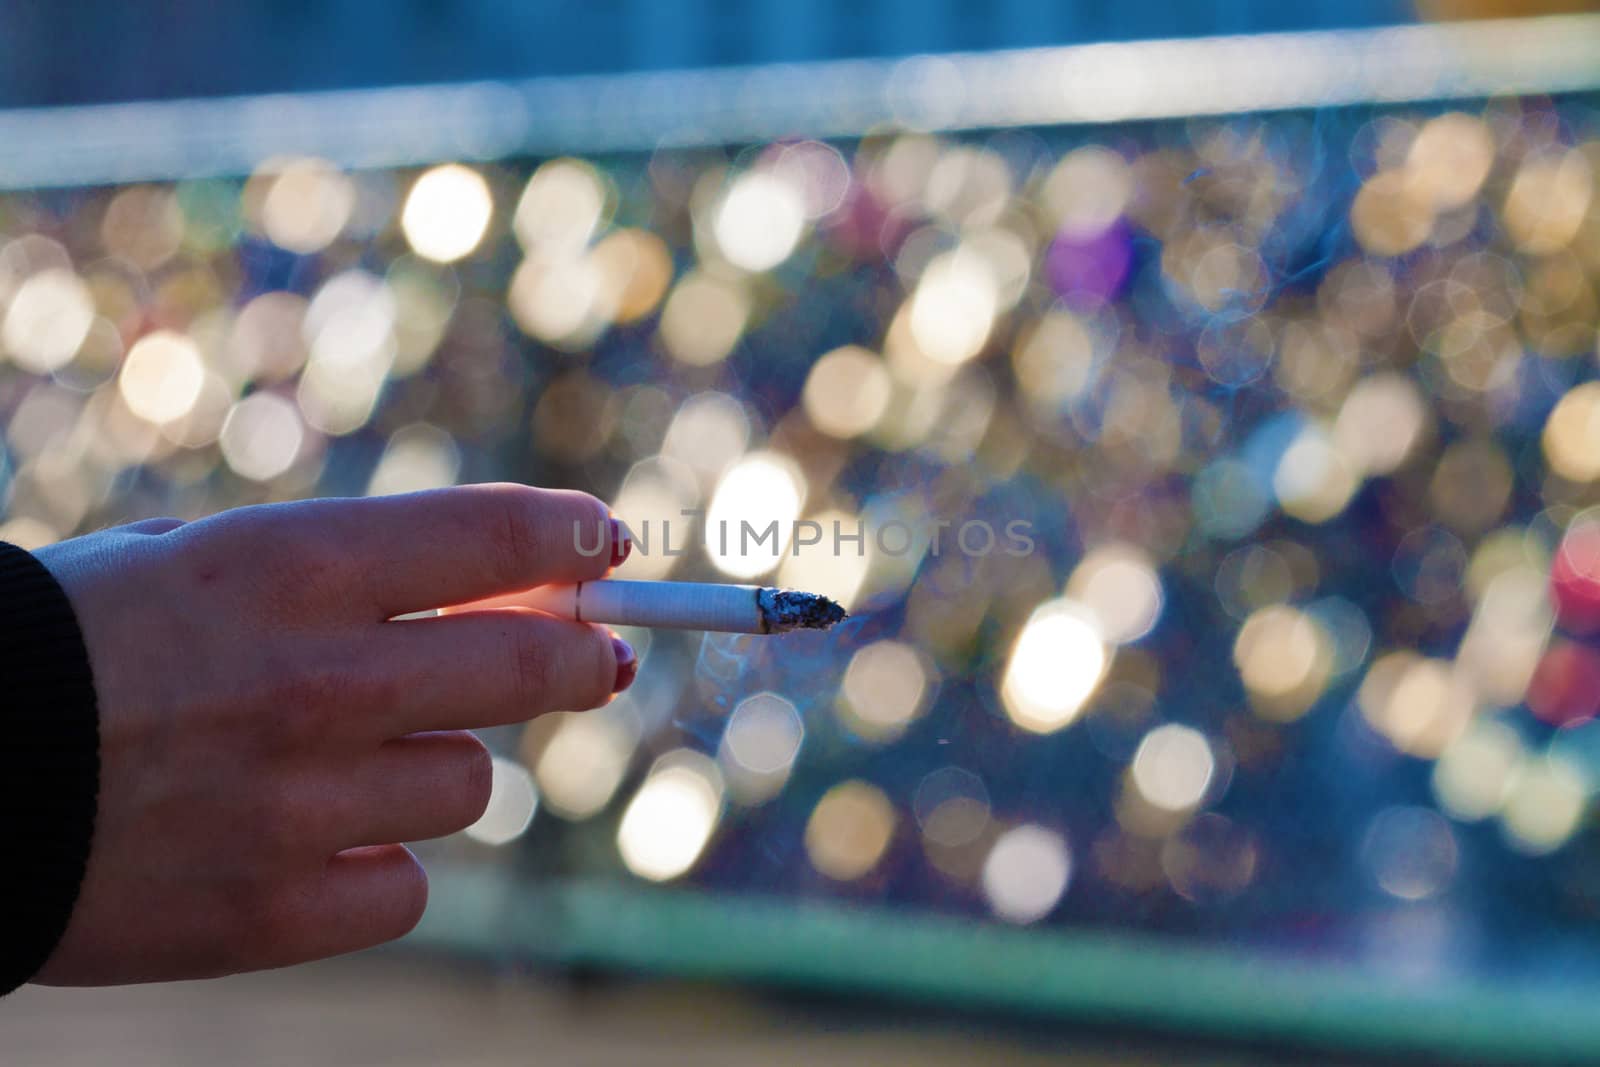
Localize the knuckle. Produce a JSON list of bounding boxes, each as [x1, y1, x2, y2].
[[182, 504, 355, 614], [485, 485, 542, 589], [255, 788, 325, 860], [264, 658, 353, 746], [268, 533, 353, 611], [505, 622, 554, 711]]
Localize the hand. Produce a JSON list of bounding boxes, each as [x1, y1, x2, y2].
[[29, 484, 631, 986]]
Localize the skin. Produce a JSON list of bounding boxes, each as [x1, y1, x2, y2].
[[27, 483, 631, 986]]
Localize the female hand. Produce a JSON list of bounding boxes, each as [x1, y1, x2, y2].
[[30, 483, 631, 985]]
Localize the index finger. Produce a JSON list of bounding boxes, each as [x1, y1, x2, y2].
[[281, 483, 625, 619]]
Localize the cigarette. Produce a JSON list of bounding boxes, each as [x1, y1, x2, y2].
[[510, 579, 847, 634]]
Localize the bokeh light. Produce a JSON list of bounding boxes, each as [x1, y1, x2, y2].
[[2, 269, 94, 374], [464, 756, 538, 847], [713, 170, 806, 272], [981, 825, 1072, 924], [805, 781, 896, 882], [402, 164, 493, 263], [5, 65, 1600, 997], [618, 751, 723, 882], [1001, 599, 1108, 734], [704, 452, 804, 579], [119, 331, 206, 425], [1130, 724, 1215, 814]]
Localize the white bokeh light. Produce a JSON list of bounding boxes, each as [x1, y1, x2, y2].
[[982, 824, 1072, 924], [713, 171, 806, 272], [705, 452, 805, 579], [401, 164, 493, 263], [119, 331, 206, 425], [1001, 599, 1108, 733], [464, 757, 538, 847], [617, 752, 723, 882]]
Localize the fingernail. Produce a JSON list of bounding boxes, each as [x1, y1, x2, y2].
[[609, 518, 632, 569], [611, 635, 637, 693]]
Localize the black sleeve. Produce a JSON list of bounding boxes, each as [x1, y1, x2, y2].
[[0, 541, 100, 994]]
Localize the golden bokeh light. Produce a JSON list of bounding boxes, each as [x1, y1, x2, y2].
[[1429, 439, 1511, 535], [590, 228, 673, 323], [1359, 653, 1476, 759], [805, 781, 896, 882], [365, 422, 460, 496], [1500, 757, 1587, 855], [1455, 562, 1553, 707], [100, 185, 185, 269], [1503, 148, 1593, 255], [776, 508, 873, 612], [514, 157, 609, 255], [1066, 543, 1164, 645], [660, 391, 750, 488], [1012, 310, 1097, 415], [1432, 720, 1523, 822], [1041, 146, 1130, 235], [610, 457, 700, 581], [923, 145, 1012, 229], [260, 157, 354, 254], [838, 640, 932, 742], [802, 345, 893, 439], [658, 270, 750, 366], [1233, 604, 1331, 721], [1404, 112, 1495, 211], [908, 250, 998, 366], [1332, 373, 1427, 476], [523, 709, 636, 821], [1350, 170, 1434, 256], [508, 251, 612, 348], [1542, 381, 1600, 482]]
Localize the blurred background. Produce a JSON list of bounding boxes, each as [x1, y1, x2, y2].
[[5, 2, 1600, 1064]]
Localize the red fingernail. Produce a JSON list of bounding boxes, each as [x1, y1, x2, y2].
[[611, 635, 637, 692], [609, 518, 632, 568]]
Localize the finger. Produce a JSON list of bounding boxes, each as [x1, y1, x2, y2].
[[334, 731, 493, 849], [120, 517, 186, 535], [341, 483, 626, 617], [195, 483, 625, 620], [261, 845, 428, 968], [371, 608, 626, 733]]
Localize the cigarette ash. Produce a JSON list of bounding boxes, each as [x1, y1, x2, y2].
[[757, 588, 848, 633]]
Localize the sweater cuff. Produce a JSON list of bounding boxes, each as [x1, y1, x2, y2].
[[0, 541, 100, 994]]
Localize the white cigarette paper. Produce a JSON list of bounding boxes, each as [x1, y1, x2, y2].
[[500, 579, 847, 634], [520, 579, 767, 633]]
